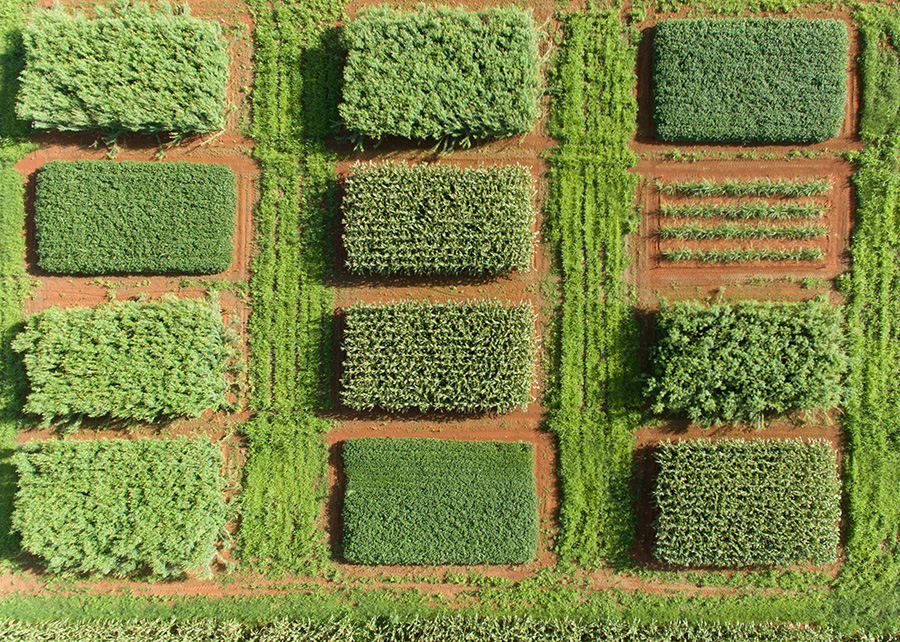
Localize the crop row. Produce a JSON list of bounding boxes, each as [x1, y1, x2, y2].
[[660, 202, 826, 220], [659, 222, 827, 240], [657, 178, 832, 198], [661, 247, 825, 262]]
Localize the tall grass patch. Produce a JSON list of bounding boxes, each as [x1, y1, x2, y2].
[[653, 18, 848, 143], [13, 438, 225, 577], [342, 438, 538, 565], [35, 161, 235, 275], [342, 163, 535, 276], [16, 4, 227, 133], [340, 6, 540, 144], [655, 439, 841, 567]]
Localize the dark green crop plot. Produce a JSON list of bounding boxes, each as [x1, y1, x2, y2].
[[647, 300, 846, 425], [340, 6, 540, 143], [16, 4, 228, 133], [13, 438, 225, 577], [340, 300, 534, 413], [342, 438, 538, 565], [12, 297, 235, 423], [35, 161, 235, 275], [653, 18, 848, 143], [654, 439, 841, 567], [342, 163, 535, 275]]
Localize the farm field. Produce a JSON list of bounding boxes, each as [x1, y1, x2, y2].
[[0, 0, 898, 640]]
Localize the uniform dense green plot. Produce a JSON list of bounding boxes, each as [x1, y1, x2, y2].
[[655, 439, 841, 567], [648, 300, 846, 425], [12, 297, 235, 423], [0, 167, 25, 276], [341, 301, 534, 413], [35, 161, 235, 275], [342, 438, 538, 565], [653, 18, 848, 143], [339, 6, 540, 143], [12, 438, 225, 577], [859, 5, 900, 139], [342, 163, 535, 275], [16, 4, 228, 133]]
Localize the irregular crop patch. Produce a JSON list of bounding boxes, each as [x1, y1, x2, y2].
[[35, 161, 235, 275], [342, 438, 538, 565], [12, 438, 225, 577], [654, 439, 841, 567], [342, 163, 535, 276], [653, 18, 848, 143]]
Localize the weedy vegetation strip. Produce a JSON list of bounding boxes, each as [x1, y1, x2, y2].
[[661, 247, 825, 263], [12, 438, 226, 577], [660, 203, 826, 220], [341, 438, 538, 565], [12, 297, 236, 423], [654, 439, 841, 568], [657, 178, 832, 198], [653, 18, 848, 143], [342, 163, 535, 275], [16, 2, 227, 133], [658, 223, 827, 240], [339, 5, 540, 144], [35, 161, 235, 275], [340, 300, 535, 413], [647, 300, 846, 426]]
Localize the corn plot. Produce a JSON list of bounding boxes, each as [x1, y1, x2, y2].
[[341, 301, 534, 413], [654, 439, 841, 567]]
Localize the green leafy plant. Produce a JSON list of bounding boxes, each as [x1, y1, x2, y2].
[[660, 203, 826, 220], [659, 223, 827, 240], [339, 5, 540, 143], [657, 178, 832, 198], [655, 439, 841, 567], [653, 18, 848, 143], [342, 438, 538, 565], [16, 2, 228, 133], [12, 437, 226, 577], [35, 161, 235, 275], [12, 297, 236, 423], [858, 4, 900, 140], [661, 247, 825, 262], [343, 163, 535, 275], [341, 300, 535, 413]]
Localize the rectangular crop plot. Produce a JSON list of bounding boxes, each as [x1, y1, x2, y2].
[[17, 7, 228, 133], [35, 161, 235, 275], [340, 6, 540, 142], [647, 300, 846, 425], [342, 438, 538, 565], [340, 301, 534, 413], [653, 18, 848, 143], [654, 439, 840, 567], [342, 163, 535, 275], [13, 438, 225, 577], [12, 298, 235, 423]]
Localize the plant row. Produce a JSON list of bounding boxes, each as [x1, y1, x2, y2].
[[343, 163, 535, 275], [12, 297, 236, 424], [35, 160, 236, 275], [341, 300, 534, 414], [657, 178, 832, 198], [660, 203, 826, 220], [659, 222, 827, 240], [653, 18, 848, 143], [661, 247, 825, 263], [342, 438, 538, 565], [654, 439, 840, 567]]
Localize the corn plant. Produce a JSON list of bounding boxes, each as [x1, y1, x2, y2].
[[657, 178, 832, 198], [659, 223, 827, 240], [660, 202, 826, 220], [661, 247, 825, 262]]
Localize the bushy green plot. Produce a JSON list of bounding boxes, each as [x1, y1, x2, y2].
[[342, 438, 538, 565], [655, 439, 841, 567], [16, 4, 227, 133], [340, 6, 540, 143], [341, 301, 534, 413], [12, 438, 225, 577], [12, 297, 235, 423], [653, 18, 848, 143], [342, 163, 535, 275], [647, 300, 846, 425], [35, 161, 235, 275]]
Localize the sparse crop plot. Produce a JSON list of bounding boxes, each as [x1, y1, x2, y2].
[[342, 438, 538, 565], [340, 300, 534, 413], [16, 5, 228, 133], [342, 163, 535, 276], [12, 297, 235, 423], [35, 161, 236, 275], [654, 439, 840, 567], [653, 18, 848, 143], [647, 300, 846, 425], [12, 438, 225, 577], [339, 5, 540, 142]]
